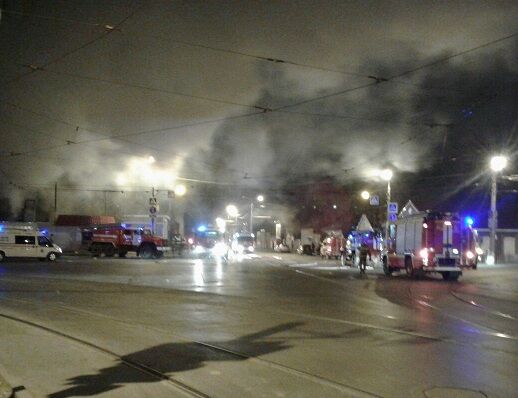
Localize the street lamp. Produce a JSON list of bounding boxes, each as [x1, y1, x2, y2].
[[250, 195, 265, 235], [361, 191, 370, 200], [174, 184, 186, 197], [379, 169, 393, 251], [226, 204, 239, 233], [488, 155, 508, 264]]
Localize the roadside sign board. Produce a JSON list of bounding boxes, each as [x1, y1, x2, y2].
[[388, 202, 398, 213], [388, 213, 398, 222], [149, 205, 158, 216], [149, 197, 158, 206], [369, 195, 379, 206]]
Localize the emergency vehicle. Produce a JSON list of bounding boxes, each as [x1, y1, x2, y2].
[[382, 202, 478, 281], [189, 226, 228, 258], [83, 224, 170, 259], [0, 224, 62, 261]]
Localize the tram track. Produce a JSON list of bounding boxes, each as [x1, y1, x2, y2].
[[0, 297, 381, 398], [0, 310, 211, 398]]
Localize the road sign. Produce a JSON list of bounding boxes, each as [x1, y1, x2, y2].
[[388, 202, 398, 213], [149, 197, 158, 206], [388, 213, 398, 222], [149, 205, 158, 216], [369, 195, 379, 206], [167, 190, 175, 199]]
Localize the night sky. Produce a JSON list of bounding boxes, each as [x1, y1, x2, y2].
[[0, 1, 517, 228]]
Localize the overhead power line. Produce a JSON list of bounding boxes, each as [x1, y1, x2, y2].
[[3, 2, 145, 86], [273, 31, 518, 111], [27, 68, 269, 111]]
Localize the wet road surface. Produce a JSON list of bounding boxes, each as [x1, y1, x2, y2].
[[0, 253, 516, 397]]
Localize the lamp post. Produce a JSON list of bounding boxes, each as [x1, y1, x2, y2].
[[226, 204, 239, 234], [380, 169, 393, 251], [488, 155, 507, 264], [250, 195, 264, 235]]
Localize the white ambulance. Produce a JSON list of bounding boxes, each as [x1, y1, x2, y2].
[[0, 224, 63, 261]]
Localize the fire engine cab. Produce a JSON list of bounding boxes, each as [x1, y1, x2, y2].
[[84, 224, 170, 259], [382, 201, 478, 281]]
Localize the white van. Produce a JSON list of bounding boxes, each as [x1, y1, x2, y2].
[[0, 225, 63, 261]]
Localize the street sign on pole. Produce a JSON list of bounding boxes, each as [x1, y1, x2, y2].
[[369, 195, 379, 206], [388, 213, 398, 222], [149, 197, 158, 206], [388, 202, 398, 214]]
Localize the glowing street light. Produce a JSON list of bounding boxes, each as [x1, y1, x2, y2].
[[361, 191, 370, 200], [226, 204, 238, 218], [250, 194, 265, 234], [488, 155, 508, 264], [379, 168, 393, 182], [490, 155, 507, 172], [174, 184, 186, 197]]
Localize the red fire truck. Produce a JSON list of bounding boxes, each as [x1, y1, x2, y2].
[[382, 210, 478, 281], [84, 224, 170, 259]]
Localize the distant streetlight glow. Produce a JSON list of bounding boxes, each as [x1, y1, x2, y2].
[[226, 204, 239, 218], [147, 156, 155, 164], [490, 155, 507, 172], [257, 195, 264, 202], [174, 184, 186, 197], [361, 191, 370, 200], [380, 169, 393, 181]]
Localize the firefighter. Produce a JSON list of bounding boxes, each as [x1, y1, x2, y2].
[[359, 242, 371, 274]]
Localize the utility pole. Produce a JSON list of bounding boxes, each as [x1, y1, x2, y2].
[[489, 172, 497, 262]]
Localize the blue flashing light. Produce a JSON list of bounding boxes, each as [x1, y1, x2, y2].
[[0, 225, 3, 232], [197, 225, 207, 232], [465, 217, 474, 226]]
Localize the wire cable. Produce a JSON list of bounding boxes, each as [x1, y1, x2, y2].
[[3, 2, 145, 86]]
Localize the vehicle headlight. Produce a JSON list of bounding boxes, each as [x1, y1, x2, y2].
[[452, 248, 459, 255], [248, 246, 254, 252], [466, 250, 475, 260], [419, 248, 428, 259], [475, 247, 483, 255], [212, 243, 227, 256]]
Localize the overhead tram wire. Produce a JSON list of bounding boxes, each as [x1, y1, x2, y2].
[[19, 68, 271, 112], [4, 29, 513, 147], [0, 100, 260, 179], [269, 30, 518, 112], [2, 2, 146, 86]]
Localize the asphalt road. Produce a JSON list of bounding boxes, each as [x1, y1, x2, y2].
[[0, 253, 516, 398]]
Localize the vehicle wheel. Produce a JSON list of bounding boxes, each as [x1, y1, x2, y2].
[[47, 252, 57, 262], [105, 245, 115, 257], [405, 257, 415, 278], [118, 250, 127, 258], [140, 244, 155, 259], [0, 251, 5, 262], [382, 256, 392, 276]]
